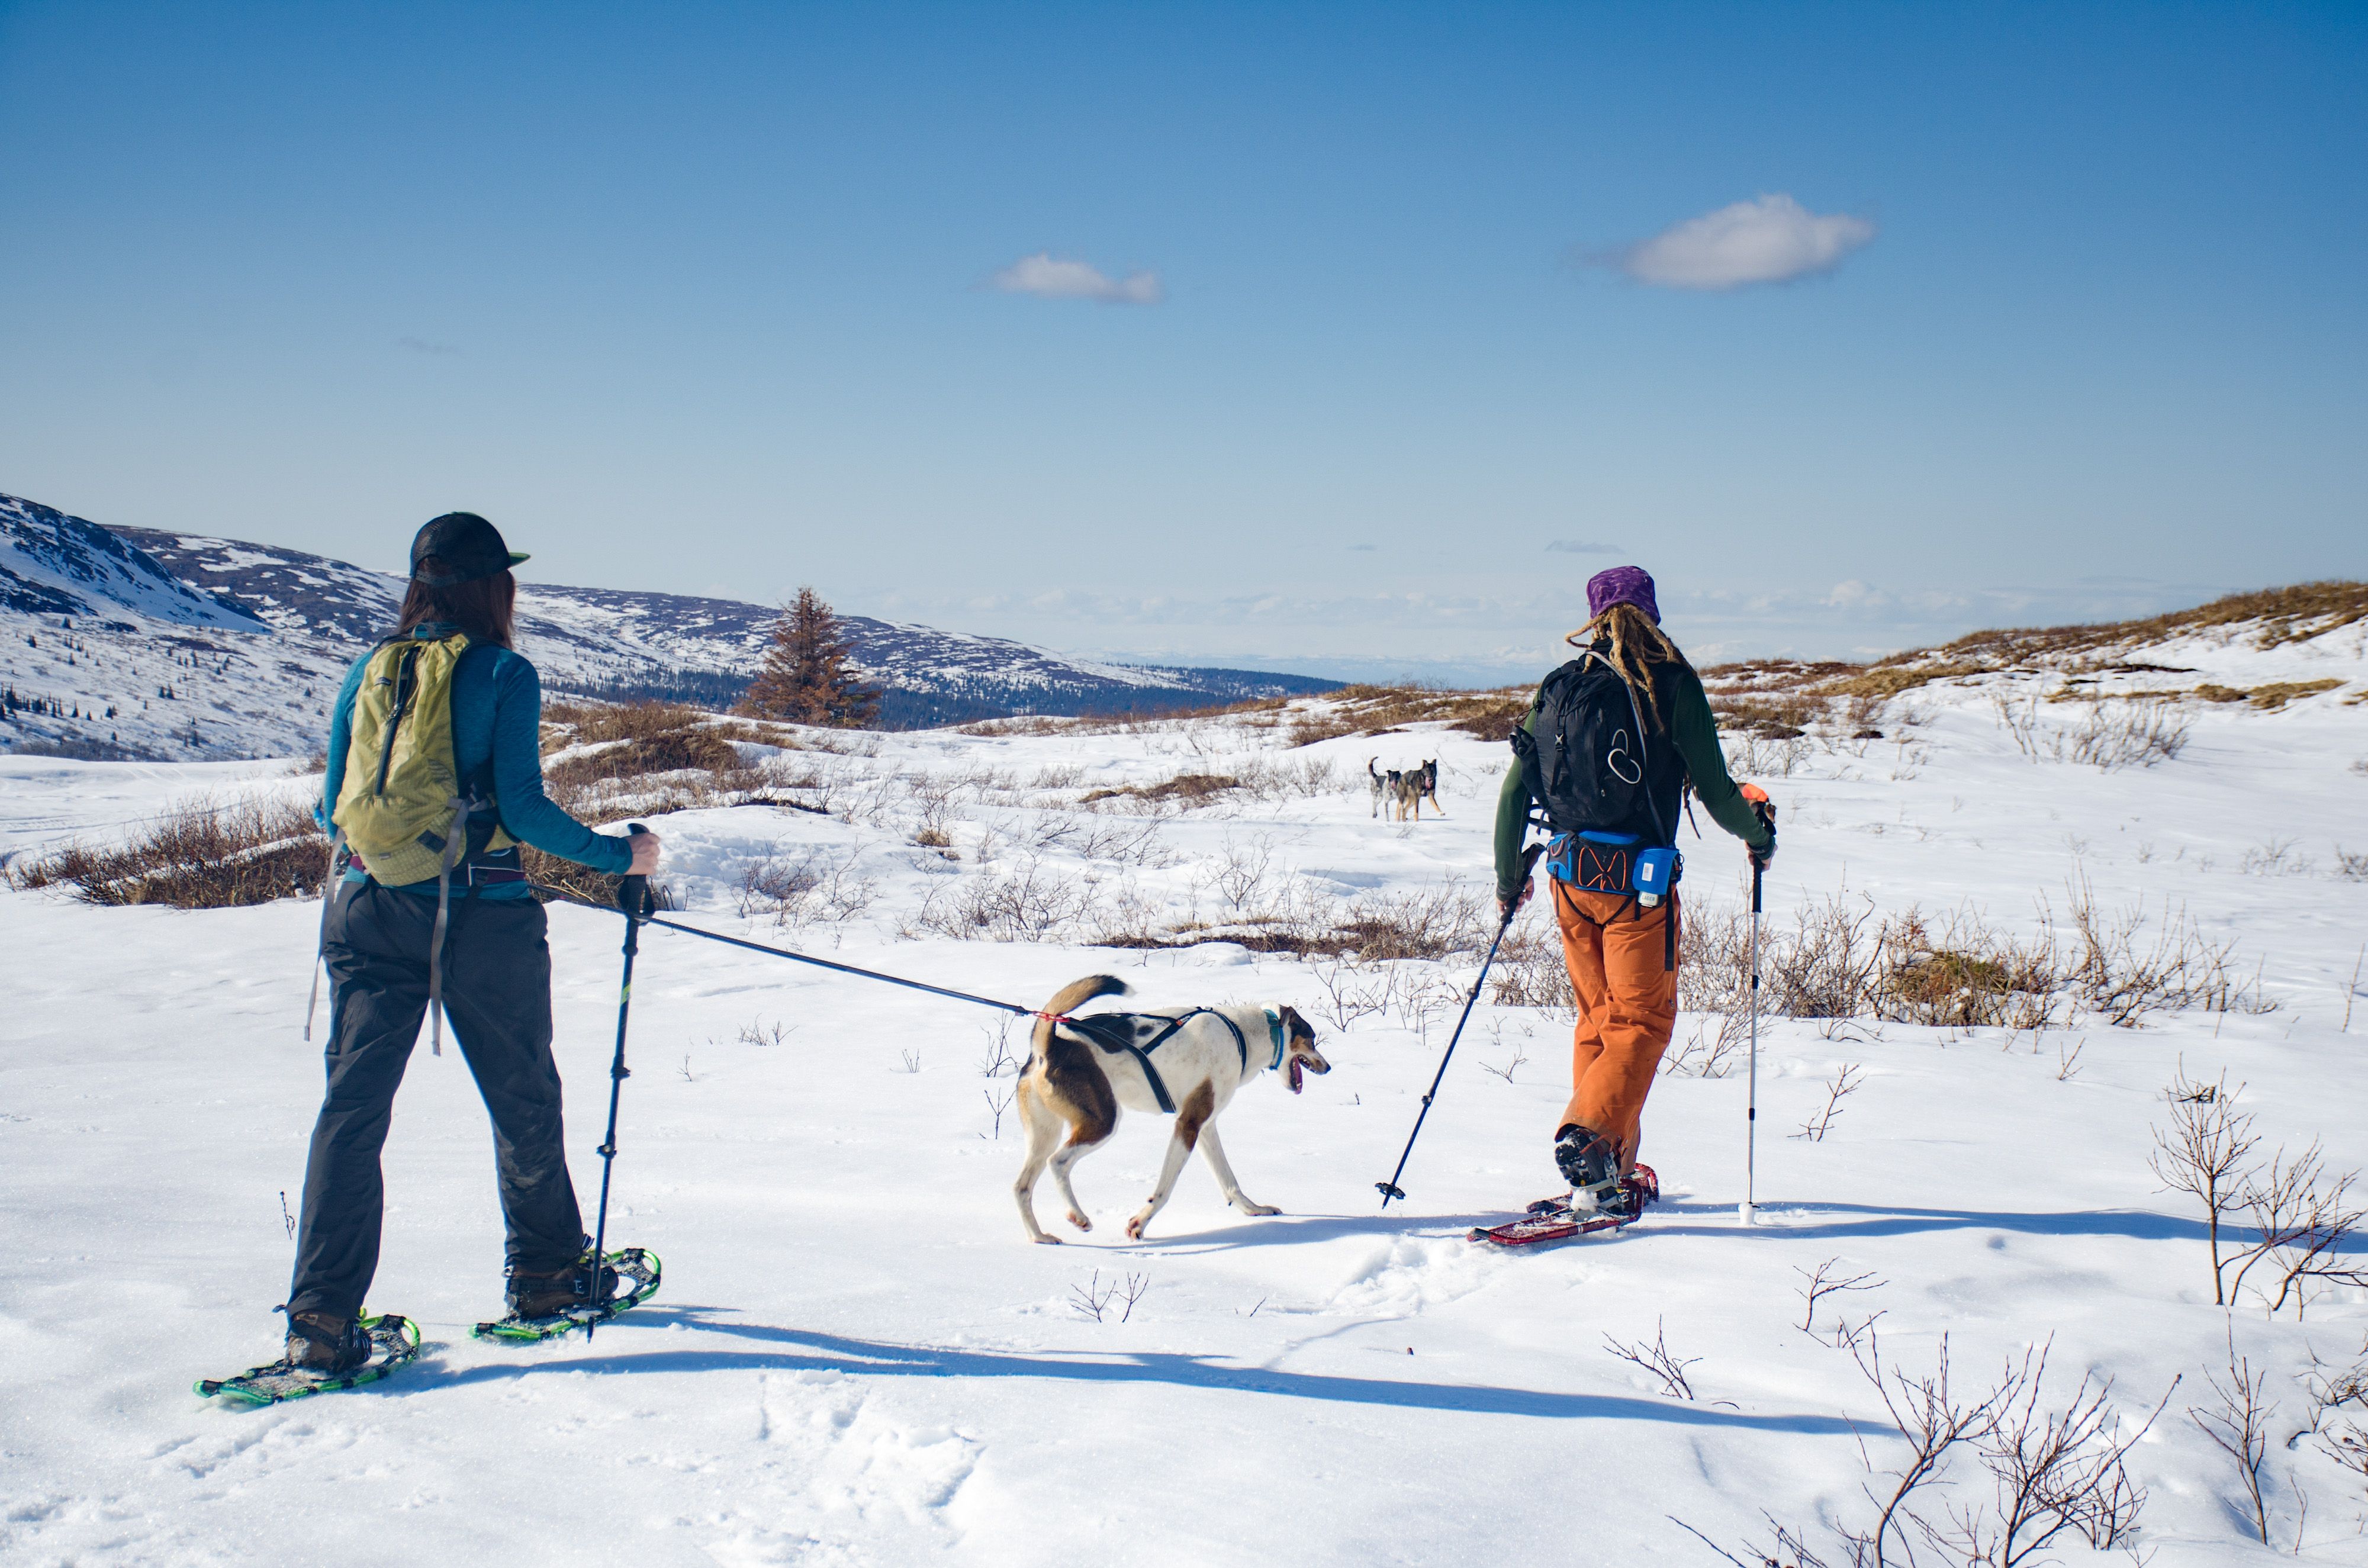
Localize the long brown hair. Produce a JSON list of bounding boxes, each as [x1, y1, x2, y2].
[[394, 562, 516, 649], [1566, 601, 1691, 726]]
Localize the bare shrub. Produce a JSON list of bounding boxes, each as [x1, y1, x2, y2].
[[2335, 848, 2368, 881], [1489, 908, 1575, 1014], [2304, 1342, 2368, 1503], [2238, 838, 2308, 876], [2192, 1328, 2273, 1545], [1070, 1269, 1150, 1323], [1308, 954, 1392, 1031], [918, 856, 1092, 942], [2067, 698, 2190, 769], [2224, 1142, 2366, 1319], [1703, 1332, 2162, 1567], [1203, 834, 1278, 919], [1075, 815, 1174, 867], [1875, 909, 2058, 1031], [1795, 1259, 1883, 1334], [2148, 1065, 2258, 1306], [1793, 1064, 1866, 1142], [1765, 893, 1884, 1019], [1661, 1016, 1749, 1078], [1337, 880, 1491, 961], [738, 845, 878, 929], [6, 795, 327, 908], [2057, 878, 2272, 1024], [1602, 1318, 1701, 1401]]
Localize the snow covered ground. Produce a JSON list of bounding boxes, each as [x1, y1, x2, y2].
[[4, 646, 2366, 1564]]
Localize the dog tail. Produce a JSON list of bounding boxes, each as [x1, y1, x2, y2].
[[1369, 758, 1381, 781], [1032, 975, 1131, 1059]]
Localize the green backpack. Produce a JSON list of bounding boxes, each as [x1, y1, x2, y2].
[[308, 632, 516, 1053], [332, 631, 514, 884]]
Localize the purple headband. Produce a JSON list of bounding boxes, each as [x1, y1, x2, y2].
[[1586, 565, 1659, 625]]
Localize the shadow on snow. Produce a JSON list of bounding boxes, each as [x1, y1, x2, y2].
[[412, 1310, 1859, 1432]]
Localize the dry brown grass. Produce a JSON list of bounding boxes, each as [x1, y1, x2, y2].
[[1282, 685, 1529, 746], [1080, 771, 1242, 807], [536, 699, 829, 820], [1946, 581, 2368, 659], [5, 796, 328, 908], [1699, 582, 2366, 703], [1814, 661, 1984, 699]]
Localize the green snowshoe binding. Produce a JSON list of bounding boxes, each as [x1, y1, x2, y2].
[[472, 1247, 660, 1342], [195, 1313, 424, 1406]]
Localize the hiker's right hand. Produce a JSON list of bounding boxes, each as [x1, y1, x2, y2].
[[1749, 828, 1777, 871], [627, 828, 664, 876], [1498, 881, 1533, 922]]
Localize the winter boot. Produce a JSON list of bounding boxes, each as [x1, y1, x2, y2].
[[506, 1248, 619, 1319], [1553, 1123, 1621, 1209], [284, 1308, 368, 1373]]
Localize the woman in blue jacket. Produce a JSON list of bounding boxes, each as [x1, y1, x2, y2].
[[282, 513, 662, 1372]]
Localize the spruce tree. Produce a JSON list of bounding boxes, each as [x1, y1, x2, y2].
[[739, 587, 880, 727]]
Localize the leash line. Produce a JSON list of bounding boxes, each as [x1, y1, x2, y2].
[[529, 881, 1038, 1018]]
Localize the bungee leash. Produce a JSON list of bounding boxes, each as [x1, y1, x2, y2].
[[529, 839, 1041, 1023]]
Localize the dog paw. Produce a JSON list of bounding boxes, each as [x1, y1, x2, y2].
[[1066, 1211, 1092, 1232], [1125, 1215, 1149, 1241], [1237, 1201, 1280, 1218], [1032, 1234, 1062, 1246]]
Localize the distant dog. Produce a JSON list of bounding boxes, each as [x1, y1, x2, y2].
[[1414, 759, 1443, 816], [1014, 977, 1331, 1244], [1368, 758, 1400, 819]]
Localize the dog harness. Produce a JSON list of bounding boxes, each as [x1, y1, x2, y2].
[[1061, 1009, 1276, 1115]]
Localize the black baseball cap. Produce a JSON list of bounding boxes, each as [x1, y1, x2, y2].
[[409, 512, 529, 585]]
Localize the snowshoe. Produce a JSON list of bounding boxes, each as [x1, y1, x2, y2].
[[473, 1247, 660, 1343], [196, 1313, 422, 1406], [1471, 1165, 1659, 1248]]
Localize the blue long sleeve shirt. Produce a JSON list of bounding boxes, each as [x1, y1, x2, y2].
[[323, 624, 633, 898]]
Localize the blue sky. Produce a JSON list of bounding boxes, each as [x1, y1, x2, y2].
[[3, 2, 2361, 681]]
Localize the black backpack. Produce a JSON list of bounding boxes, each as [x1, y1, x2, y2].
[[1510, 651, 1686, 846]]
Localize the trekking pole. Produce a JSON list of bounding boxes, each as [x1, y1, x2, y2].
[[585, 824, 653, 1342], [1739, 790, 1773, 1227], [1376, 843, 1543, 1210]]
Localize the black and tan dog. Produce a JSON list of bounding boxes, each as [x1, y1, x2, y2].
[[1013, 977, 1330, 1244]]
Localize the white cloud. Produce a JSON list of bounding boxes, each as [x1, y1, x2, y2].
[[1545, 539, 1621, 555], [1611, 194, 1875, 291], [990, 252, 1164, 305]]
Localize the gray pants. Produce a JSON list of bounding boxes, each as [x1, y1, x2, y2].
[[287, 882, 584, 1319]]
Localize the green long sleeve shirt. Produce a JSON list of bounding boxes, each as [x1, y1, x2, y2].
[[1492, 661, 1771, 900]]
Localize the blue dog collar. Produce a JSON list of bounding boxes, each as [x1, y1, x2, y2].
[[1263, 1009, 1286, 1072]]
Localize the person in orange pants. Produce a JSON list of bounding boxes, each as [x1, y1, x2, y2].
[[1494, 566, 1773, 1212], [1552, 881, 1678, 1176]]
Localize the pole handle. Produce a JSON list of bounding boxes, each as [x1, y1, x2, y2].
[[619, 822, 654, 920]]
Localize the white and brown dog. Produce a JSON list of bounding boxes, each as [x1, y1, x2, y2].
[[1014, 976, 1330, 1244]]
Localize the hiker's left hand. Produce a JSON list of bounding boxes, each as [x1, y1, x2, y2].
[[628, 828, 664, 876]]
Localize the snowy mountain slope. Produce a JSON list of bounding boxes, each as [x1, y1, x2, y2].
[[112, 521, 1337, 727], [0, 492, 1338, 759], [1, 495, 263, 632], [2, 644, 2366, 1563]]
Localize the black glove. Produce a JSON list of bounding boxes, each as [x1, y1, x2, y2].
[[1749, 822, 1777, 871], [1497, 881, 1534, 922]]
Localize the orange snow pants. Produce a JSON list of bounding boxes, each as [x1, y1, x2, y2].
[[1552, 881, 1679, 1171]]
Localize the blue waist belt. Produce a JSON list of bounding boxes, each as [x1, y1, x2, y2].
[[1545, 830, 1681, 906]]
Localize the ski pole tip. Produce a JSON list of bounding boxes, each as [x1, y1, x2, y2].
[[1375, 1180, 1406, 1208], [1738, 1202, 1756, 1226]]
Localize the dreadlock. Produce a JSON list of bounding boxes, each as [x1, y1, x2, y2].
[[1566, 602, 1693, 727]]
